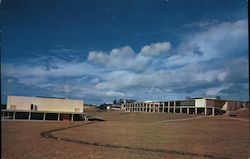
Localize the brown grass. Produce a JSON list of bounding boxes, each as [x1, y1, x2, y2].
[[2, 111, 249, 159], [235, 108, 249, 119]]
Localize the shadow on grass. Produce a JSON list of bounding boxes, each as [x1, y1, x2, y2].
[[88, 118, 105, 121]]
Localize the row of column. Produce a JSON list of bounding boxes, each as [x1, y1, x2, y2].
[[124, 104, 215, 116], [1, 111, 84, 121]]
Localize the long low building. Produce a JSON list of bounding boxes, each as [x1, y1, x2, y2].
[[121, 97, 245, 115], [1, 96, 86, 121]]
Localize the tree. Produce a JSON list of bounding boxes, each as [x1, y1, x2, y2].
[[119, 98, 124, 104], [216, 96, 221, 100], [99, 103, 107, 109], [125, 99, 136, 103], [113, 99, 117, 105]]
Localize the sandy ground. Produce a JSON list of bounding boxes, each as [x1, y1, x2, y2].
[[235, 108, 249, 119], [2, 111, 249, 159]]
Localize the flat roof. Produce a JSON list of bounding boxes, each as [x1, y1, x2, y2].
[[8, 95, 83, 102], [36, 96, 66, 99], [2, 109, 84, 114]]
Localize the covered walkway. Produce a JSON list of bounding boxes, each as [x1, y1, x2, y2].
[[1, 110, 88, 122]]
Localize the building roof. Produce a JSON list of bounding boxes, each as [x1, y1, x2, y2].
[[36, 96, 66, 99]]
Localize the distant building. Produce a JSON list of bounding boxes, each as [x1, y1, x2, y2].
[[106, 105, 111, 110], [107, 104, 122, 111], [2, 96, 86, 121], [84, 104, 97, 112], [122, 97, 245, 116]]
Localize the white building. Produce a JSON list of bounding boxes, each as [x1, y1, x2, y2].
[[2, 96, 85, 121], [7, 96, 84, 113], [122, 97, 244, 116]]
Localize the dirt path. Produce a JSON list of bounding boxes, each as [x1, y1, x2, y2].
[[40, 120, 228, 159]]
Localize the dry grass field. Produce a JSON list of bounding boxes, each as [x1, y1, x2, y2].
[[1, 111, 249, 159]]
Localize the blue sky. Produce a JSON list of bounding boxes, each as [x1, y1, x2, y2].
[[1, 0, 248, 104]]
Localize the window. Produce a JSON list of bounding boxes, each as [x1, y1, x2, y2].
[[170, 101, 174, 106], [180, 100, 195, 106], [31, 104, 38, 111], [176, 101, 180, 106]]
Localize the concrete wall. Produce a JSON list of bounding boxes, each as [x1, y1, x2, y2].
[[226, 101, 242, 111], [7, 96, 84, 113], [206, 99, 226, 108]]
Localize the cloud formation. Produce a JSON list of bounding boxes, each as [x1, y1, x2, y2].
[[139, 42, 171, 56], [88, 43, 168, 72], [166, 19, 248, 66], [3, 19, 248, 104]]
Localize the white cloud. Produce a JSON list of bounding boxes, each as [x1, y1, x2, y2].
[[95, 64, 228, 92], [17, 77, 47, 86], [88, 46, 151, 72], [49, 44, 79, 54], [205, 85, 231, 96], [5, 62, 102, 79], [183, 19, 220, 29], [105, 90, 125, 97], [217, 71, 229, 82], [166, 19, 247, 66], [88, 46, 135, 65], [91, 78, 100, 83], [53, 85, 72, 93], [7, 79, 14, 83], [4, 60, 106, 89], [87, 42, 171, 71], [139, 42, 171, 56]]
